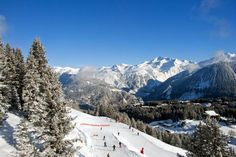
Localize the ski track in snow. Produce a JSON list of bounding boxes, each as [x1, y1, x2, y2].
[[71, 109, 187, 157], [0, 109, 187, 157]]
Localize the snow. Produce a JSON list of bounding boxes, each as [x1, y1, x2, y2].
[[0, 109, 187, 157], [0, 113, 21, 157], [54, 57, 196, 93], [151, 119, 236, 152], [205, 110, 219, 117], [53, 66, 80, 75], [151, 119, 236, 136], [151, 119, 236, 150], [70, 109, 187, 157], [150, 119, 201, 134], [227, 53, 236, 58]]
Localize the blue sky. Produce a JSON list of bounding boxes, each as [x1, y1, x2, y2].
[[0, 0, 236, 67]]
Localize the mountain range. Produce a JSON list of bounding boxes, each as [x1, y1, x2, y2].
[[54, 57, 195, 95], [54, 52, 236, 104]]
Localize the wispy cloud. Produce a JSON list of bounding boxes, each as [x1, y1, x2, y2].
[[210, 18, 231, 38], [193, 0, 232, 38], [213, 50, 230, 62], [77, 66, 97, 79], [0, 15, 7, 37], [199, 0, 220, 14]]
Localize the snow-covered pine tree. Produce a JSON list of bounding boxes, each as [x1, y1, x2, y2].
[[41, 70, 74, 156], [14, 118, 37, 157], [94, 105, 100, 116], [187, 118, 231, 157], [22, 51, 44, 125], [136, 120, 146, 132], [156, 130, 162, 141], [145, 125, 157, 138], [131, 117, 137, 128], [14, 48, 25, 109], [22, 39, 74, 156], [20, 50, 46, 156], [4, 44, 20, 110], [123, 113, 131, 126], [170, 134, 182, 147], [0, 40, 9, 124]]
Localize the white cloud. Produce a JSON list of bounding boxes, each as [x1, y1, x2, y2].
[[213, 50, 230, 62], [0, 15, 7, 37], [77, 66, 97, 79]]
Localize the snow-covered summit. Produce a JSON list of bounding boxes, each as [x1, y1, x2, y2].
[[53, 66, 80, 75], [199, 52, 236, 67], [54, 57, 195, 94]]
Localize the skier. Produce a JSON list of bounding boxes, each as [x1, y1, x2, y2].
[[177, 153, 184, 157], [104, 141, 107, 147], [140, 147, 144, 154], [137, 132, 139, 136], [103, 136, 105, 140], [100, 127, 102, 130], [113, 145, 116, 151], [118, 132, 120, 136], [107, 153, 110, 157], [119, 142, 122, 148]]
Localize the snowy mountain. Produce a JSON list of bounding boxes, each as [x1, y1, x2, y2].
[[147, 62, 236, 100], [59, 73, 141, 107], [55, 53, 236, 101], [0, 109, 187, 157], [97, 57, 194, 92], [54, 57, 195, 97], [53, 66, 80, 75], [199, 52, 236, 67]]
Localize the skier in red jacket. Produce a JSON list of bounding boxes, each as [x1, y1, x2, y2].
[[140, 147, 144, 154]]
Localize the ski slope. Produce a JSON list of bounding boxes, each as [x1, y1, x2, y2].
[[0, 109, 187, 157], [70, 109, 187, 157]]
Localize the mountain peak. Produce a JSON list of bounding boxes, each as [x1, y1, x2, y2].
[[54, 56, 194, 95], [53, 66, 80, 75], [150, 56, 169, 63]]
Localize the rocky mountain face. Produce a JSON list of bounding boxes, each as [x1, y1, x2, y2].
[[55, 57, 194, 96], [147, 62, 236, 100], [55, 52, 236, 103], [55, 57, 193, 106], [59, 73, 141, 107]]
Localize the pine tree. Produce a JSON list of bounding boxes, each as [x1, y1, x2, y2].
[[156, 130, 163, 141], [170, 134, 182, 147], [0, 40, 9, 124], [162, 131, 170, 143], [145, 125, 154, 136], [22, 39, 75, 156], [14, 48, 25, 109], [4, 44, 20, 110], [136, 120, 146, 132], [123, 113, 131, 126], [98, 105, 107, 116], [0, 94, 8, 124], [14, 118, 36, 157], [22, 51, 44, 123], [187, 118, 231, 157], [131, 118, 137, 128], [94, 105, 100, 116], [41, 69, 74, 156]]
